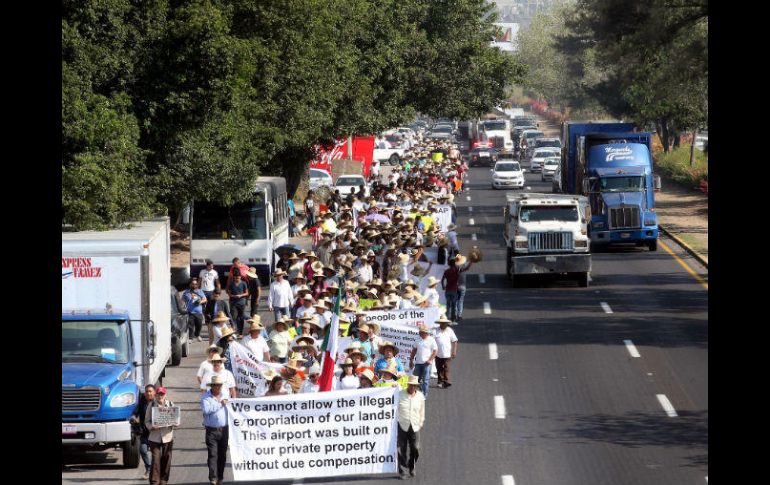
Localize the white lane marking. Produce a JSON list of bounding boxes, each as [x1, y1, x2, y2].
[[623, 339, 641, 358], [656, 394, 678, 417], [466, 196, 471, 201], [479, 274, 486, 284], [483, 302, 491, 314], [469, 218, 475, 225], [468, 206, 473, 212], [489, 343, 498, 360], [600, 302, 613, 314], [494, 396, 506, 419], [502, 475, 515, 485], [471, 233, 477, 240]]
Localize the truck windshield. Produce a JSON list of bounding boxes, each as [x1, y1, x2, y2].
[[192, 194, 267, 240], [62, 320, 129, 364], [520, 206, 579, 222], [484, 121, 507, 131], [600, 176, 645, 192]]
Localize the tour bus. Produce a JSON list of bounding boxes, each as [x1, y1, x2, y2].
[[190, 176, 289, 284]]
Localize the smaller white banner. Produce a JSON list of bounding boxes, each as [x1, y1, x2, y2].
[[151, 406, 181, 427]]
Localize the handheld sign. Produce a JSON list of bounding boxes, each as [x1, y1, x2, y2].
[[152, 406, 181, 427]]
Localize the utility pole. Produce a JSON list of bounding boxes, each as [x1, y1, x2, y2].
[[689, 130, 697, 167]]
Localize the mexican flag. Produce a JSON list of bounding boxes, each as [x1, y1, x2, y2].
[[318, 280, 343, 392]]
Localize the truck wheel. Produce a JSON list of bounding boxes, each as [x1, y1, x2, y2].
[[182, 336, 189, 358], [648, 240, 658, 252], [389, 154, 400, 166], [122, 434, 141, 469], [578, 272, 590, 288], [171, 339, 183, 366]]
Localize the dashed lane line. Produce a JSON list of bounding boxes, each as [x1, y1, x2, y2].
[[656, 394, 679, 417], [600, 302, 613, 314], [483, 302, 491, 314], [489, 343, 498, 360], [494, 396, 506, 419], [623, 339, 641, 358]]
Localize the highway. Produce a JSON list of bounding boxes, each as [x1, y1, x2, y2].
[[62, 165, 708, 485]]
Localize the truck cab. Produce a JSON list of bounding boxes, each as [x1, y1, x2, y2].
[[62, 309, 156, 467], [503, 193, 592, 287]]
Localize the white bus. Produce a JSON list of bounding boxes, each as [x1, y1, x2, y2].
[[190, 177, 289, 283]]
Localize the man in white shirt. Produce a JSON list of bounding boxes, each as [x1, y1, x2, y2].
[[295, 294, 316, 320], [446, 224, 460, 257], [267, 269, 294, 322], [199, 354, 237, 398], [433, 315, 457, 388], [409, 324, 437, 399], [424, 276, 440, 307], [197, 345, 221, 385], [397, 375, 425, 480], [241, 317, 271, 362], [199, 260, 220, 301]]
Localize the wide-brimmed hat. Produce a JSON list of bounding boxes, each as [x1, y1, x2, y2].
[[245, 267, 259, 279], [285, 358, 305, 372], [308, 363, 321, 376], [207, 344, 223, 354], [365, 288, 379, 299], [211, 311, 229, 323], [208, 353, 227, 363], [378, 362, 401, 378], [311, 261, 324, 273], [454, 254, 467, 265], [262, 368, 280, 382], [418, 324, 431, 333], [246, 316, 264, 331], [273, 319, 289, 331], [345, 342, 365, 358], [357, 323, 370, 333], [274, 268, 286, 277], [306, 251, 318, 259], [447, 223, 457, 231], [406, 375, 420, 386], [414, 293, 428, 305], [302, 294, 314, 302], [378, 341, 399, 355], [403, 279, 418, 290], [340, 357, 355, 367], [435, 314, 452, 325], [219, 327, 236, 339], [427, 276, 439, 287], [313, 298, 329, 310], [209, 375, 225, 386], [359, 369, 375, 382]]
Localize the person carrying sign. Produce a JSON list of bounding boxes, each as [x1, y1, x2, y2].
[[144, 386, 177, 485]]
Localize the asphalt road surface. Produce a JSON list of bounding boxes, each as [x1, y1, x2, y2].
[[62, 164, 708, 485]]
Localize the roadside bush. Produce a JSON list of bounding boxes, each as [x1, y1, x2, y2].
[[655, 145, 708, 191]]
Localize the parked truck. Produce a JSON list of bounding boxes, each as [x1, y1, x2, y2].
[[560, 122, 661, 251], [62, 218, 173, 467], [503, 193, 592, 287]]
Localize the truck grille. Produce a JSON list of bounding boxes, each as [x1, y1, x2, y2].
[[491, 136, 505, 148], [609, 207, 641, 229], [528, 232, 573, 252], [62, 387, 101, 411]]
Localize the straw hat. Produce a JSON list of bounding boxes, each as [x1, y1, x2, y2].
[[207, 344, 223, 354], [308, 363, 321, 376], [245, 267, 259, 279], [435, 314, 452, 325], [340, 357, 355, 367], [262, 368, 280, 381], [406, 375, 420, 386], [209, 375, 225, 386], [378, 362, 401, 378], [285, 358, 305, 372], [208, 353, 227, 363], [454, 254, 467, 265], [211, 311, 229, 323], [403, 279, 418, 290], [273, 319, 289, 331], [447, 223, 457, 231], [359, 369, 375, 382], [345, 341, 364, 354], [313, 298, 328, 310], [306, 251, 318, 259], [246, 316, 264, 331], [357, 323, 370, 333], [311, 261, 324, 273], [378, 341, 399, 356], [418, 324, 431, 333], [274, 268, 286, 277], [426, 276, 439, 287], [219, 327, 236, 339], [414, 293, 428, 306]]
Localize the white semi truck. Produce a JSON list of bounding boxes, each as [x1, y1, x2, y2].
[[62, 218, 173, 467], [503, 193, 592, 287]]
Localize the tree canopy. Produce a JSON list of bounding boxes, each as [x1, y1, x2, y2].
[[62, 0, 524, 229]]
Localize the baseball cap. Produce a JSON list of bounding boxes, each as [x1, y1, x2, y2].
[[156, 387, 167, 395]]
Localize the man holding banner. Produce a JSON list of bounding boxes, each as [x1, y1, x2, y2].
[[201, 375, 229, 485]]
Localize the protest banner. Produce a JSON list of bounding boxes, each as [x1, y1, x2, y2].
[[229, 341, 285, 397], [377, 322, 424, 368], [363, 307, 440, 329], [432, 204, 452, 232], [228, 387, 399, 481], [151, 406, 181, 427]]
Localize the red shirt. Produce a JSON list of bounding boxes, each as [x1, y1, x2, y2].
[[443, 267, 460, 292]]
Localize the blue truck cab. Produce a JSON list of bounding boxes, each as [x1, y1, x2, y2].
[[62, 310, 150, 467], [561, 122, 661, 251]]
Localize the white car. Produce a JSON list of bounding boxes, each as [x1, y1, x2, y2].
[[490, 161, 525, 190], [309, 168, 334, 191], [541, 157, 560, 181], [530, 148, 560, 173], [334, 174, 368, 198]]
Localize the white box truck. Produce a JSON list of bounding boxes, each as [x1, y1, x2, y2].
[[62, 217, 172, 467]]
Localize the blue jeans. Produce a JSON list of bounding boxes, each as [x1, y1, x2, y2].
[[457, 286, 466, 318], [445, 291, 459, 321], [413, 363, 432, 398], [273, 307, 289, 322], [140, 436, 151, 471]]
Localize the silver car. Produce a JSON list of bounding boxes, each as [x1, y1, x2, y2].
[[309, 168, 333, 191], [541, 157, 560, 181]]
